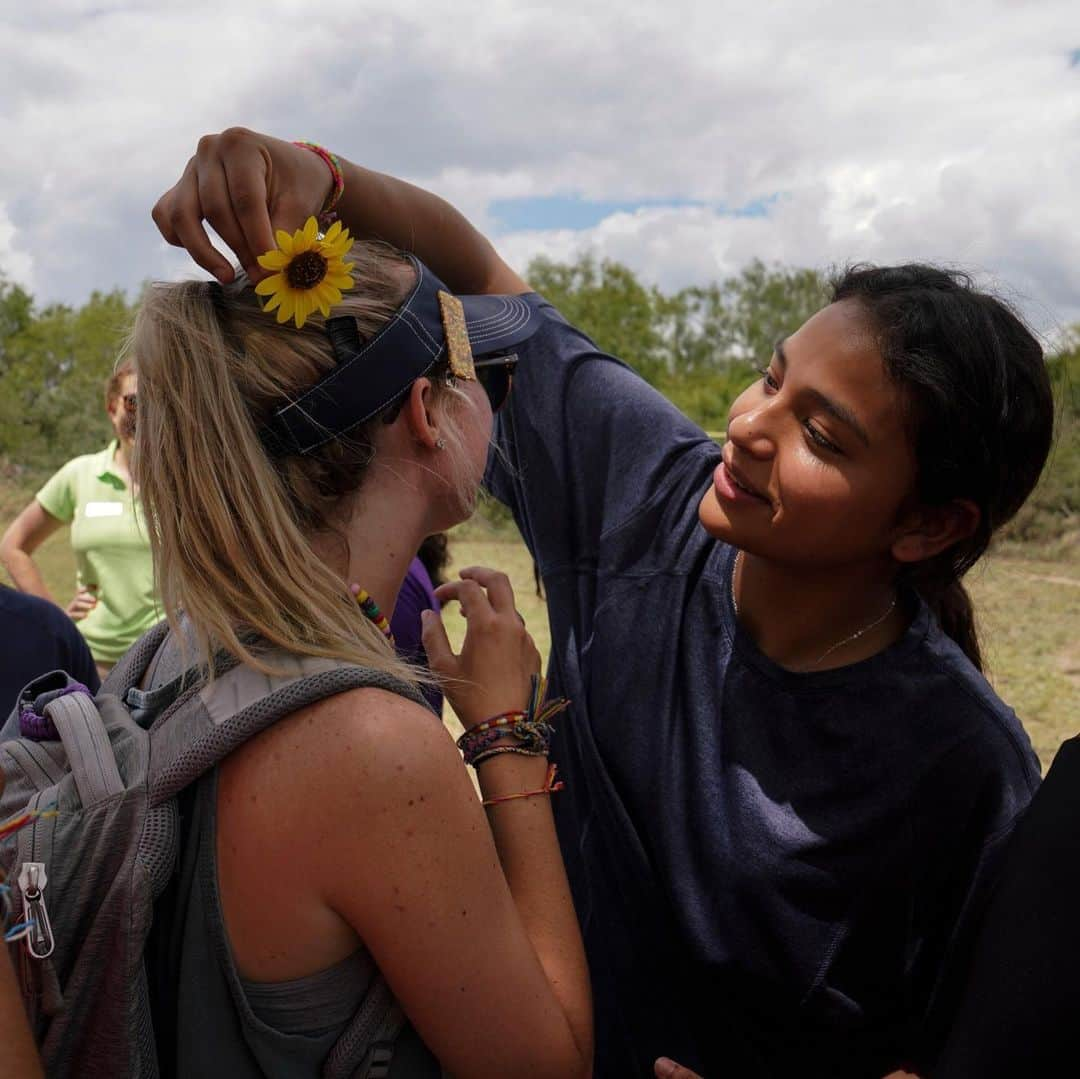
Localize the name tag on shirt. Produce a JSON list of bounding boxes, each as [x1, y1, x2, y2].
[[84, 501, 124, 518]]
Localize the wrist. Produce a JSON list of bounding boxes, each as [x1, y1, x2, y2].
[[292, 140, 343, 223]]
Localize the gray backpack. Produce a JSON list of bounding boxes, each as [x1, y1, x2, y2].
[[0, 621, 425, 1078]]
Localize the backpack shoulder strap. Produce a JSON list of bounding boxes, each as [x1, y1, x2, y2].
[[41, 692, 124, 807]]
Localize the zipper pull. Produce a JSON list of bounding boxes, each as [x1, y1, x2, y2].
[[17, 862, 55, 960]]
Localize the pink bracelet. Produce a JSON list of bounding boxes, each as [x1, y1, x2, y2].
[[293, 141, 344, 227]]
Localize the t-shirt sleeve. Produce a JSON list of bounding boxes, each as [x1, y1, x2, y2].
[[35, 459, 80, 523], [485, 298, 720, 573]]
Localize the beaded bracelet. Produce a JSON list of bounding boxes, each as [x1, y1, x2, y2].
[[482, 763, 565, 807], [292, 141, 345, 228]]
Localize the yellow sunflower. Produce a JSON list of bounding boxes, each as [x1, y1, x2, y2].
[[255, 217, 354, 328]]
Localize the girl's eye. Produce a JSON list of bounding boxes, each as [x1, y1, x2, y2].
[[758, 367, 780, 392], [804, 420, 842, 454]]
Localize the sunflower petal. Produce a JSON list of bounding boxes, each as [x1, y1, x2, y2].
[[254, 273, 285, 296], [324, 274, 353, 291], [324, 236, 353, 258], [276, 294, 296, 323], [303, 217, 318, 244], [314, 284, 343, 313], [275, 229, 294, 255], [323, 220, 342, 243], [263, 291, 283, 312], [257, 250, 290, 270], [294, 293, 313, 329]]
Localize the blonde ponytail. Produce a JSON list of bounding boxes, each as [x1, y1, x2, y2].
[[130, 242, 454, 679]]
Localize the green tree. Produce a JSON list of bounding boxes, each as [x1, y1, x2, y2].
[[526, 254, 667, 381], [0, 288, 134, 472]]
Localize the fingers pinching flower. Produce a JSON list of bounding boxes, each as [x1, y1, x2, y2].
[[254, 216, 354, 328]]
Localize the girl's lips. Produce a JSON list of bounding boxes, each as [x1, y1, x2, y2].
[[714, 461, 770, 506]]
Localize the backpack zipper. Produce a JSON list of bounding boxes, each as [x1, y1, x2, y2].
[[17, 862, 55, 960]]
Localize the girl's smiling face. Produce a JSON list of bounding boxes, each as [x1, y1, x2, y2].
[[699, 299, 921, 570]]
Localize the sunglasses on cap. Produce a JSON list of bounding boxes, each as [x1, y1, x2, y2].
[[473, 354, 518, 414]]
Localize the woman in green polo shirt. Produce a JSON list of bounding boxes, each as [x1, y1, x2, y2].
[[0, 360, 159, 678]]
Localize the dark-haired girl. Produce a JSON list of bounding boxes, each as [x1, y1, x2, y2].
[[155, 130, 1054, 1079]]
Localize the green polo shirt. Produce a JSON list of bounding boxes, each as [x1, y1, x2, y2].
[[36, 441, 160, 663]]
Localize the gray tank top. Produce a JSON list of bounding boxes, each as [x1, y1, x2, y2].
[[139, 635, 442, 1078]]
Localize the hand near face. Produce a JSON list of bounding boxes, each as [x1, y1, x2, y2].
[[422, 566, 541, 729]]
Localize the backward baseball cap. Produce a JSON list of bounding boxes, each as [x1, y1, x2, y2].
[[260, 255, 545, 456]]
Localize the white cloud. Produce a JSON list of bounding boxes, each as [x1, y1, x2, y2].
[[0, 0, 1077, 334]]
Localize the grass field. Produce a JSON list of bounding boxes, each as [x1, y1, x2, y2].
[[5, 500, 1078, 770]]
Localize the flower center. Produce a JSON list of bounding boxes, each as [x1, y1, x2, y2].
[[286, 250, 328, 289]]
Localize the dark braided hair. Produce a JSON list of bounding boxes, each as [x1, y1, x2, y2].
[[831, 265, 1054, 669]]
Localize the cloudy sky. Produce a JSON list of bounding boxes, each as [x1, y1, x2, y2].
[[1, 0, 1078, 337]]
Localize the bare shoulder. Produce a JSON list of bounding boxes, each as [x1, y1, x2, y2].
[[221, 685, 462, 809]]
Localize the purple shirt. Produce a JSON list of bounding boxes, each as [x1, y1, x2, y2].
[[390, 557, 442, 715]]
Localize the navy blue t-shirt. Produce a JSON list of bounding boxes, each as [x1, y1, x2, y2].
[[0, 585, 100, 719], [486, 299, 1040, 1078]]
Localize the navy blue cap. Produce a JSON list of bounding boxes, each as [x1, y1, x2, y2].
[[261, 255, 541, 456]]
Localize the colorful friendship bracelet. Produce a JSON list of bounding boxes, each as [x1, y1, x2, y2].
[[457, 676, 571, 767], [481, 763, 565, 808], [458, 714, 554, 765], [0, 804, 59, 842], [465, 710, 528, 735], [293, 141, 345, 229]]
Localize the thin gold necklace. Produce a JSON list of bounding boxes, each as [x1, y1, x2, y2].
[[731, 551, 897, 671]]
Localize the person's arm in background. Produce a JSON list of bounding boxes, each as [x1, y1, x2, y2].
[[0, 502, 97, 622]]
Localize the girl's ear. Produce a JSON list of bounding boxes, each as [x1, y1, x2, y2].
[[891, 499, 981, 564], [402, 378, 442, 450]]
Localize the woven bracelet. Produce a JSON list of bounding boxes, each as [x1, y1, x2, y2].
[[293, 141, 344, 228]]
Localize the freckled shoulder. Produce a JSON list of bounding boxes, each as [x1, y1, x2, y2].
[[220, 685, 456, 800]]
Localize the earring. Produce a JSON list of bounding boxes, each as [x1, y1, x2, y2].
[[435, 437, 446, 449]]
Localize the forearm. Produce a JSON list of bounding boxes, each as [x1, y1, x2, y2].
[[477, 755, 593, 1067], [0, 947, 42, 1079], [0, 547, 55, 605], [335, 160, 516, 294]]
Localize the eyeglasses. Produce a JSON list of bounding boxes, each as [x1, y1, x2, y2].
[[474, 353, 518, 414]]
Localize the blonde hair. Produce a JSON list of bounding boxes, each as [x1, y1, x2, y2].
[[129, 241, 473, 678]]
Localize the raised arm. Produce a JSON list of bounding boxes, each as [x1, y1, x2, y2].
[[152, 128, 526, 295], [153, 130, 717, 570]]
